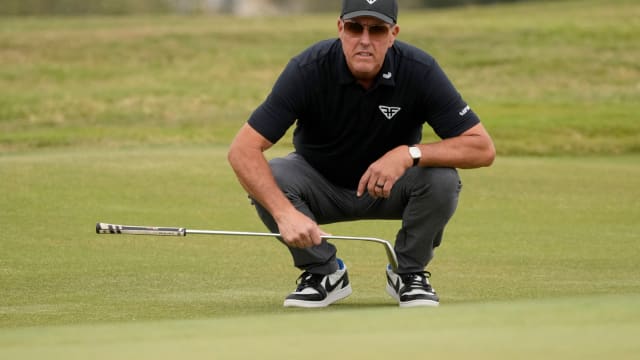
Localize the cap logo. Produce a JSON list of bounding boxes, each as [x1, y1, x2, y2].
[[342, 0, 397, 25]]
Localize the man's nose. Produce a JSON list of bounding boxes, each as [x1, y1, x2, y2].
[[360, 28, 371, 44]]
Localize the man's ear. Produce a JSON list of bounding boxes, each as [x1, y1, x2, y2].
[[389, 25, 400, 47]]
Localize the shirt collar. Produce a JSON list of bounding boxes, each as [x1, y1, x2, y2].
[[377, 48, 396, 87]]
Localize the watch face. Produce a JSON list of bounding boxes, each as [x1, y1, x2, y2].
[[409, 146, 421, 158]]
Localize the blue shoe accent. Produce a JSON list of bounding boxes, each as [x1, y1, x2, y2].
[[337, 258, 345, 270]]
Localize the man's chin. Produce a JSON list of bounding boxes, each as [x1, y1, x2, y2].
[[351, 66, 379, 81]]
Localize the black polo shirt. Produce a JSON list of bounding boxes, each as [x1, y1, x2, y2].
[[248, 39, 480, 189]]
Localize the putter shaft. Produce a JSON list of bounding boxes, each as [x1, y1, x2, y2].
[[97, 222, 399, 272]]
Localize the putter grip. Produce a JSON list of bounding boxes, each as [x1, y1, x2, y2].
[[96, 223, 186, 236]]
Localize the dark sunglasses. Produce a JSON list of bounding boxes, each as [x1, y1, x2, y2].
[[342, 20, 391, 38]]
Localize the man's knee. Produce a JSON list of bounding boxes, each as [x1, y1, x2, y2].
[[268, 157, 292, 189], [408, 167, 461, 205], [267, 155, 313, 208], [428, 167, 461, 193], [268, 154, 309, 194]]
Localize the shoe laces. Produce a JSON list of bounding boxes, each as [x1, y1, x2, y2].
[[401, 271, 433, 291], [295, 271, 323, 291]]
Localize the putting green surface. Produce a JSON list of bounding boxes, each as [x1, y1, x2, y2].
[[2, 148, 639, 359], [2, 294, 638, 359]]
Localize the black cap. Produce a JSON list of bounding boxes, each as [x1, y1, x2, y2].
[[341, 0, 398, 25]]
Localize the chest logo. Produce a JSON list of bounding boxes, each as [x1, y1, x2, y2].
[[366, 0, 378, 4], [379, 105, 401, 120]]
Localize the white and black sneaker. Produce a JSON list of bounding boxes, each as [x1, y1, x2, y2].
[[386, 265, 439, 307], [283, 258, 352, 308]]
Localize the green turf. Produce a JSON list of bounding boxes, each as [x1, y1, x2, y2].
[[2, 295, 639, 359], [6, 149, 637, 360]]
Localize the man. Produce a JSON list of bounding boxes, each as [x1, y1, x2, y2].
[[228, 0, 495, 308]]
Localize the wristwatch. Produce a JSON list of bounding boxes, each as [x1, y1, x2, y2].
[[408, 146, 421, 167]]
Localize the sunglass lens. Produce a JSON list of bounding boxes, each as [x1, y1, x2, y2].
[[344, 22, 364, 35], [344, 21, 389, 37], [369, 25, 389, 36]]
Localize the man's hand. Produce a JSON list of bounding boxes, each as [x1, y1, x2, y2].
[[275, 208, 329, 248], [357, 145, 412, 198]]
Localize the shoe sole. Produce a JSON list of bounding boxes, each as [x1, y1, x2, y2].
[[399, 299, 439, 308], [386, 283, 439, 308], [283, 285, 353, 308]]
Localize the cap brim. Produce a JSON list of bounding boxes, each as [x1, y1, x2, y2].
[[342, 11, 395, 25]]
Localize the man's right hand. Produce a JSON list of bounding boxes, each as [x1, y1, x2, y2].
[[275, 209, 327, 248]]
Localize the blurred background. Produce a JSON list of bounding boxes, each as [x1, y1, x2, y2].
[[1, 0, 637, 155], [1, 0, 545, 16]]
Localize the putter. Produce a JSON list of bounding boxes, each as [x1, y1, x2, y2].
[[96, 222, 399, 272]]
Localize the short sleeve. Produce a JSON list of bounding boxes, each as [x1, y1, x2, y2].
[[420, 60, 480, 139], [247, 59, 306, 144]]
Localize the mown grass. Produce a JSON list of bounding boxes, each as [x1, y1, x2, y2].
[[1, 147, 639, 358], [0, 0, 638, 153], [2, 295, 639, 360], [2, 147, 639, 327]]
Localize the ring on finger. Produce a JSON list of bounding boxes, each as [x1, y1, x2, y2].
[[375, 183, 384, 188]]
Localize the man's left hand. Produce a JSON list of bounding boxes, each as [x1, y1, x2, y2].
[[357, 145, 412, 198]]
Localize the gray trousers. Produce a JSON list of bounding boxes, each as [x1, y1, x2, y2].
[[253, 153, 462, 275]]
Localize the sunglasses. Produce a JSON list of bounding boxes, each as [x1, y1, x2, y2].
[[342, 20, 391, 38]]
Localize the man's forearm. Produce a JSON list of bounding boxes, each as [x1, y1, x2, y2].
[[227, 146, 295, 220], [418, 123, 495, 169]]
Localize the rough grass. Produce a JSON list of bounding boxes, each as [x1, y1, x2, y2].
[[0, 0, 638, 153]]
